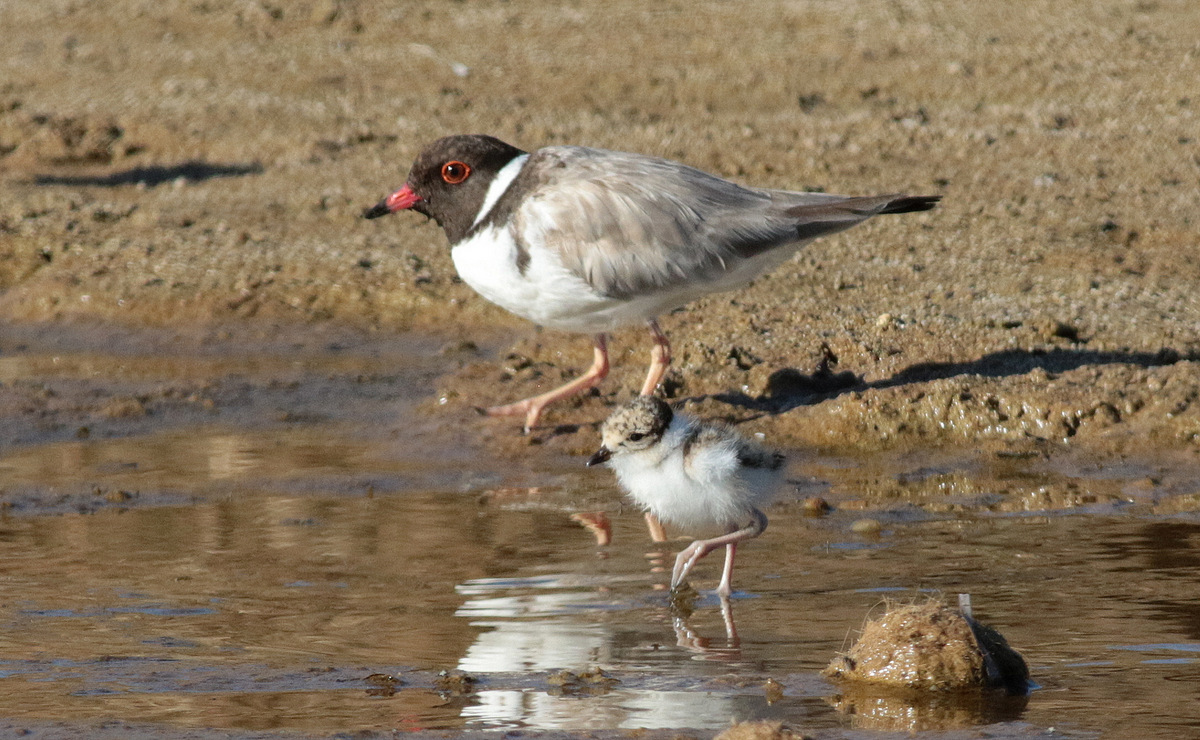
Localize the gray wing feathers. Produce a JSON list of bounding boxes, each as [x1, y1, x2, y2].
[[516, 146, 932, 299], [770, 192, 938, 243], [736, 443, 786, 471], [682, 421, 783, 472]]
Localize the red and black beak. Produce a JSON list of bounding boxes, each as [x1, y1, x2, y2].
[[363, 184, 423, 219]]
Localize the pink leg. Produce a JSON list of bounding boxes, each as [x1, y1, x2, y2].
[[671, 508, 767, 595], [716, 542, 738, 598], [638, 324, 670, 546], [672, 597, 742, 654], [644, 512, 668, 543], [638, 320, 672, 396], [486, 334, 609, 433], [718, 593, 739, 645]]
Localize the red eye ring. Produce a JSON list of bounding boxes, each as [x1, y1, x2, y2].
[[441, 161, 471, 184]]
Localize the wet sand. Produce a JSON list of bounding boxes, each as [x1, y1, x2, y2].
[[3, 0, 1199, 455], [2, 0, 1200, 737], [1, 326, 1199, 740]]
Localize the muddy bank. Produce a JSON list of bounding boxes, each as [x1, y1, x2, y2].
[[0, 321, 458, 451], [4, 321, 1199, 526], [2, 0, 1199, 456]]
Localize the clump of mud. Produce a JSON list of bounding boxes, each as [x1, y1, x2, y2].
[[714, 720, 811, 740], [546, 667, 620, 696], [0, 108, 137, 166], [433, 670, 477, 695], [821, 599, 1030, 732], [823, 599, 1029, 694]]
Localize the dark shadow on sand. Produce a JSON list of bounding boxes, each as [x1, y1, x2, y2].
[[714, 346, 1196, 414], [34, 161, 263, 188]]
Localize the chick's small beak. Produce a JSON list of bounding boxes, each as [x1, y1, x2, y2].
[[586, 446, 612, 467], [363, 184, 423, 219]]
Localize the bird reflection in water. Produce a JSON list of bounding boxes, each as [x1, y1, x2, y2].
[[668, 583, 745, 662]]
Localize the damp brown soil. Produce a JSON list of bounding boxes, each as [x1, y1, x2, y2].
[[3, 0, 1200, 737], [3, 0, 1200, 459], [1, 324, 1200, 740]]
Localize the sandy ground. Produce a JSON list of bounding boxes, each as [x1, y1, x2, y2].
[[2, 0, 1199, 458]]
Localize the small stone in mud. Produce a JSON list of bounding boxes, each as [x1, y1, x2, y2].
[[439, 339, 479, 355], [501, 353, 535, 373], [546, 669, 577, 687], [763, 677, 785, 703], [1050, 322, 1080, 341], [1033, 318, 1082, 342], [364, 673, 399, 686], [850, 518, 882, 534], [434, 670, 476, 694], [823, 600, 1029, 694], [100, 397, 147, 418], [104, 489, 135, 503], [715, 720, 811, 740], [802, 497, 831, 515], [578, 667, 618, 686], [364, 672, 402, 697], [546, 667, 618, 694]]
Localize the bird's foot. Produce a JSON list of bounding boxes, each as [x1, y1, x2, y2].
[[482, 398, 544, 434], [671, 540, 707, 589]]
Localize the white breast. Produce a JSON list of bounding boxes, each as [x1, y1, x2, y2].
[[452, 224, 772, 333], [451, 226, 619, 331], [610, 424, 770, 531], [450, 153, 623, 332]]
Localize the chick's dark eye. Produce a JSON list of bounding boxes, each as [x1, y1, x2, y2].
[[441, 161, 471, 184], [627, 432, 646, 442]]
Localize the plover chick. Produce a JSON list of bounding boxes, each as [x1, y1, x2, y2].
[[587, 396, 784, 597]]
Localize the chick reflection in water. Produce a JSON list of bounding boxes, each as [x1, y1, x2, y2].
[[669, 584, 748, 658], [588, 396, 784, 602]]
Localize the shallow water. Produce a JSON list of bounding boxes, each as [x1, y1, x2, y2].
[[1, 329, 1199, 739]]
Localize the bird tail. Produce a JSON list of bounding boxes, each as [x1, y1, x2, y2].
[[778, 193, 940, 243], [782, 193, 940, 220], [877, 194, 941, 214]]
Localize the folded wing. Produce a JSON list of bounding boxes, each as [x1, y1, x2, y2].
[[514, 146, 938, 299]]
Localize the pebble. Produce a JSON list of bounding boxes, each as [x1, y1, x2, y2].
[[851, 518, 882, 534]]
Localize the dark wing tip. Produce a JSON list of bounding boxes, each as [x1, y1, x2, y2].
[[736, 445, 786, 471], [880, 195, 941, 214]]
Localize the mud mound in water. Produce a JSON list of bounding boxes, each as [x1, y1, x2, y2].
[[715, 720, 811, 740], [823, 599, 1028, 693], [822, 600, 1029, 731]]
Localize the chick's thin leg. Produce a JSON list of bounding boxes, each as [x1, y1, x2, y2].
[[671, 508, 768, 595]]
